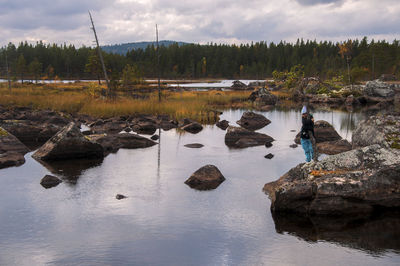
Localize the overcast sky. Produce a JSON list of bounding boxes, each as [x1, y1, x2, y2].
[[1, 0, 399, 47]]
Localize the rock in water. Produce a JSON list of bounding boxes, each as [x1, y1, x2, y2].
[[40, 174, 62, 189], [216, 120, 229, 130], [184, 143, 204, 148], [32, 122, 104, 161], [181, 122, 203, 134], [225, 126, 274, 148], [185, 165, 225, 190], [263, 144, 400, 216], [0, 127, 30, 169], [93, 133, 157, 155], [265, 153, 274, 159], [116, 194, 127, 200], [237, 111, 271, 131], [151, 134, 159, 141]]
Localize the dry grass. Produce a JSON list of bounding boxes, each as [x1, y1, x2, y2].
[[0, 83, 250, 122]]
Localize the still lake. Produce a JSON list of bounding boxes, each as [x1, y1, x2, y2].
[[0, 108, 399, 266]]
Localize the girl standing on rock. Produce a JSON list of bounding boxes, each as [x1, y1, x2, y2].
[[300, 106, 315, 162]]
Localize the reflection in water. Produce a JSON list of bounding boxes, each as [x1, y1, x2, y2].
[[37, 158, 103, 184], [272, 212, 400, 255], [0, 108, 397, 265]]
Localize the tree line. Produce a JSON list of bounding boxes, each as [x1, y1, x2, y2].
[[1, 37, 400, 83]]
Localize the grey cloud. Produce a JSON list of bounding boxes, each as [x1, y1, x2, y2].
[[295, 0, 343, 5], [0, 0, 108, 30]]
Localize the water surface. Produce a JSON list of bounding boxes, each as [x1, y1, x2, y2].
[[0, 108, 399, 266]]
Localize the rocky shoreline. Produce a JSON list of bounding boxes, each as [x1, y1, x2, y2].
[[264, 114, 400, 217]]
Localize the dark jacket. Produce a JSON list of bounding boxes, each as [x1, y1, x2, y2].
[[300, 114, 314, 139]]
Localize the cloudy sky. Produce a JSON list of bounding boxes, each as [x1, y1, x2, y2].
[[0, 0, 399, 47]]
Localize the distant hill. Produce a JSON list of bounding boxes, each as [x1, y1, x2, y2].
[[101, 40, 189, 55]]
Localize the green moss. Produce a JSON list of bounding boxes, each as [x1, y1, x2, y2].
[[385, 132, 400, 149], [0, 127, 9, 137]]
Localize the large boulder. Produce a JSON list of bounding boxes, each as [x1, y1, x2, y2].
[[352, 115, 400, 149], [32, 122, 104, 161], [295, 120, 342, 144], [231, 80, 247, 90], [364, 80, 395, 98], [237, 111, 271, 131], [248, 87, 278, 106], [316, 139, 352, 155], [225, 126, 274, 148], [93, 133, 157, 155], [184, 165, 225, 190], [263, 144, 400, 216], [0, 127, 30, 169], [0, 108, 72, 147]]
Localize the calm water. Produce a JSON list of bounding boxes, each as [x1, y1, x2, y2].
[[0, 109, 399, 266]]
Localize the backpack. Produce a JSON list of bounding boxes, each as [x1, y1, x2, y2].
[[301, 130, 310, 139]]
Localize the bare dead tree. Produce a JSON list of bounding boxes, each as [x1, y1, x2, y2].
[[156, 24, 161, 102], [88, 11, 110, 96]]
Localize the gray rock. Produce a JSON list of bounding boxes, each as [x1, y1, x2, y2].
[[231, 80, 247, 90], [185, 165, 225, 190], [181, 122, 203, 134], [116, 194, 127, 200], [317, 139, 352, 155], [265, 153, 274, 159], [216, 120, 229, 130], [32, 122, 104, 161], [225, 126, 274, 148], [237, 111, 271, 131], [184, 143, 204, 148], [352, 115, 400, 149], [132, 121, 157, 135], [0, 127, 30, 169], [263, 144, 400, 216], [364, 80, 395, 98], [94, 133, 157, 155], [151, 134, 159, 141], [40, 174, 62, 189]]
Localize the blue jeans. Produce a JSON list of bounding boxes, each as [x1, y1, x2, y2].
[[301, 138, 314, 162]]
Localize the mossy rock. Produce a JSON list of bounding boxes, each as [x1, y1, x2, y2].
[[0, 127, 9, 137]]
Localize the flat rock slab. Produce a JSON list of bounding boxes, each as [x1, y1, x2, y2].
[[94, 133, 157, 155], [40, 174, 62, 189], [32, 122, 104, 161], [185, 165, 225, 190], [184, 143, 204, 148], [237, 111, 271, 131], [225, 126, 274, 148]]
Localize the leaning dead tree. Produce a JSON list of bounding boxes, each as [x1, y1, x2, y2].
[[88, 11, 111, 96]]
